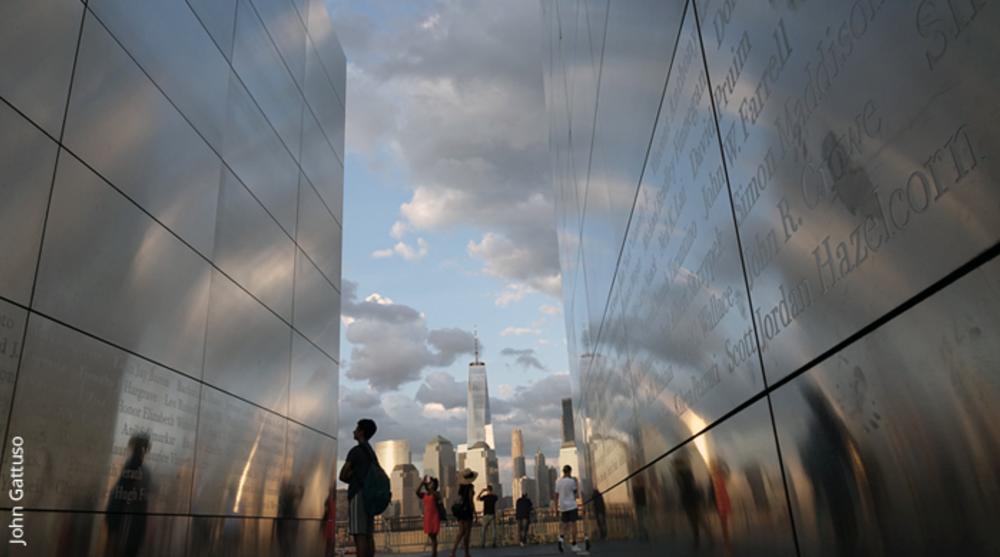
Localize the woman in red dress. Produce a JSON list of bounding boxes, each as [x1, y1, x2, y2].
[[417, 475, 443, 557]]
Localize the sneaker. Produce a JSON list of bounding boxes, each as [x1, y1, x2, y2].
[[558, 536, 564, 553]]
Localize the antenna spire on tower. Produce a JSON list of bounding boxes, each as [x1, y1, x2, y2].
[[473, 326, 481, 364]]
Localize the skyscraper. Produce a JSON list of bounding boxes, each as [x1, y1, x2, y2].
[[513, 476, 537, 503], [559, 397, 581, 482], [375, 439, 411, 479], [423, 435, 458, 505], [512, 428, 526, 478], [466, 441, 501, 513], [534, 449, 550, 504], [390, 463, 422, 517], [467, 333, 493, 447], [561, 398, 576, 446]]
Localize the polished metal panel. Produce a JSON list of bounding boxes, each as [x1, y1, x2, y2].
[[89, 0, 232, 150], [646, 400, 795, 556], [3, 315, 198, 512], [0, 0, 344, 547], [213, 169, 295, 320], [0, 300, 26, 445], [304, 41, 345, 162], [252, 0, 308, 89], [0, 0, 82, 137], [698, 0, 1000, 381], [0, 511, 189, 557], [191, 387, 287, 517], [65, 14, 222, 258], [33, 153, 212, 377], [304, 0, 347, 108], [299, 111, 344, 221], [296, 174, 343, 288], [221, 72, 300, 235], [614, 7, 763, 464], [232, 0, 304, 159], [579, 0, 685, 330], [289, 330, 339, 435], [293, 249, 341, 358], [545, 1, 1000, 551], [187, 0, 238, 60], [772, 257, 1000, 555], [284, 423, 337, 519], [187, 515, 328, 557], [0, 103, 59, 305], [202, 269, 291, 415]]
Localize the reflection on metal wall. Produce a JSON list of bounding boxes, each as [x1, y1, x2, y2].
[[543, 0, 1000, 553], [0, 0, 344, 554]]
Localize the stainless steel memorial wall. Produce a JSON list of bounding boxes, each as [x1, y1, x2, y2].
[[543, 0, 1000, 554], [0, 0, 344, 554]]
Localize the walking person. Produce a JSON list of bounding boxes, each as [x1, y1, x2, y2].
[[338, 419, 379, 557], [515, 492, 534, 547], [417, 476, 444, 557], [477, 485, 499, 548], [554, 465, 589, 554], [450, 469, 477, 557]]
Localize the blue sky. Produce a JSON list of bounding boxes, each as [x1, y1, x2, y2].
[[326, 0, 571, 487]]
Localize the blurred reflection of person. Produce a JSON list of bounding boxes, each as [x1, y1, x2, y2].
[[105, 433, 152, 557], [591, 490, 607, 540], [801, 383, 873, 555], [672, 455, 704, 550], [276, 481, 303, 555], [710, 460, 732, 555], [322, 487, 337, 557]]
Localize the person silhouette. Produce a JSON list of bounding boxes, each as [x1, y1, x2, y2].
[[106, 433, 152, 557]]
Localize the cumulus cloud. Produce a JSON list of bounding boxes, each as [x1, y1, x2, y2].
[[500, 326, 540, 337], [371, 238, 429, 261], [500, 347, 546, 371], [330, 0, 561, 305], [415, 371, 468, 410], [342, 280, 474, 390]]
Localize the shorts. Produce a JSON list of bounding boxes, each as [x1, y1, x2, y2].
[[348, 495, 374, 535], [560, 509, 579, 523]]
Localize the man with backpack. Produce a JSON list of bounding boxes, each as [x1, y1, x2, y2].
[[339, 418, 386, 557]]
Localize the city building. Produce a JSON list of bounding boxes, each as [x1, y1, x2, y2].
[[534, 449, 550, 505], [0, 0, 344, 554], [511, 428, 526, 478], [560, 398, 576, 446], [543, 0, 1000, 552], [558, 397, 584, 492], [512, 476, 537, 504], [390, 463, 422, 517], [375, 439, 412, 478], [467, 333, 494, 448], [423, 435, 458, 505], [465, 440, 501, 513], [456, 442, 468, 472]]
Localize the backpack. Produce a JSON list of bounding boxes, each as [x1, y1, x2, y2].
[[361, 445, 392, 515]]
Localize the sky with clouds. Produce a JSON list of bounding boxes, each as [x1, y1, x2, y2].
[[326, 0, 570, 490]]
